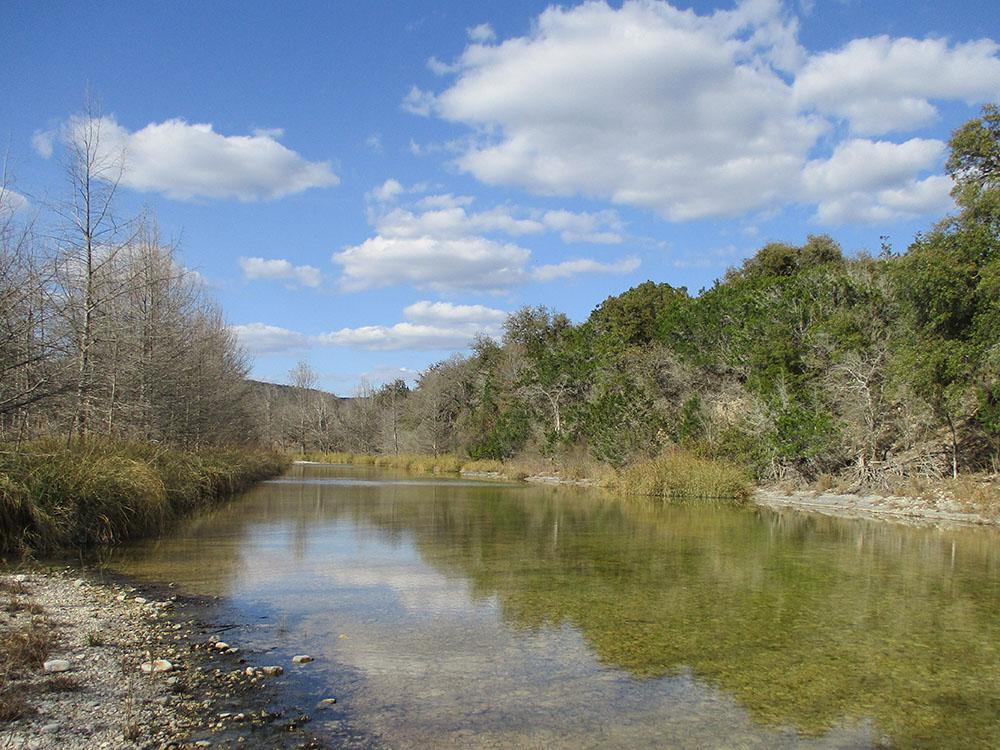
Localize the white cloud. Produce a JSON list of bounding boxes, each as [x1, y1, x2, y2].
[[803, 138, 953, 223], [402, 86, 436, 116], [374, 204, 545, 239], [231, 323, 311, 355], [795, 36, 1000, 134], [365, 132, 384, 153], [342, 181, 634, 291], [531, 256, 641, 282], [402, 300, 507, 326], [542, 209, 624, 244], [408, 0, 994, 225], [238, 301, 507, 355], [427, 0, 823, 220], [239, 256, 322, 288], [31, 130, 54, 159], [334, 235, 530, 292], [319, 322, 486, 351], [366, 186, 625, 244], [62, 115, 338, 201], [467, 23, 496, 43], [369, 178, 405, 203], [0, 187, 28, 215]]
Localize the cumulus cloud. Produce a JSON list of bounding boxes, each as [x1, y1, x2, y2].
[[531, 256, 641, 282], [231, 323, 311, 355], [239, 257, 322, 288], [336, 182, 632, 291], [424, 0, 822, 220], [320, 299, 506, 350], [803, 138, 953, 223], [795, 36, 1000, 134], [236, 301, 507, 355], [467, 23, 496, 43], [402, 300, 507, 326], [334, 235, 530, 292], [407, 0, 996, 224], [366, 184, 624, 243], [55, 115, 337, 201]]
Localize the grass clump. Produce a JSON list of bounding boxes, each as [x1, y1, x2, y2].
[[0, 439, 289, 554], [617, 449, 752, 502], [0, 618, 51, 678]]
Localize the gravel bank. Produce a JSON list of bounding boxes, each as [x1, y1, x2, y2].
[[755, 489, 995, 526], [0, 570, 327, 749]]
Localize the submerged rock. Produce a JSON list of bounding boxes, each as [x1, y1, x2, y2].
[[291, 655, 314, 664], [260, 665, 283, 676]]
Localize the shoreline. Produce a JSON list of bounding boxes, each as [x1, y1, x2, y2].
[[299, 461, 1000, 527], [0, 568, 329, 749], [754, 488, 997, 527]]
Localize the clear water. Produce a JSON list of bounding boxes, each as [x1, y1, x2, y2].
[[111, 463, 1000, 748]]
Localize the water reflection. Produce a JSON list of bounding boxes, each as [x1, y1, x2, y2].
[[113, 464, 1000, 748]]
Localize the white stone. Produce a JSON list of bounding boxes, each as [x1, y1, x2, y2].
[[43, 659, 70, 673], [291, 654, 314, 664], [214, 641, 229, 650], [140, 659, 173, 673]]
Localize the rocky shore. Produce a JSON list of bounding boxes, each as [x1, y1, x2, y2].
[[755, 488, 996, 526], [0, 570, 328, 749]]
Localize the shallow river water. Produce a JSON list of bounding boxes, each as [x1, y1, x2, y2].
[[111, 463, 1000, 748]]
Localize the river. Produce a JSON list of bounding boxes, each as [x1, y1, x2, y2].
[[109, 462, 1000, 748]]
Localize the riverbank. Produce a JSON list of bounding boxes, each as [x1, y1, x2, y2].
[[753, 489, 1000, 526], [1, 440, 289, 554], [298, 457, 999, 527], [300, 450, 752, 501], [0, 568, 330, 749]]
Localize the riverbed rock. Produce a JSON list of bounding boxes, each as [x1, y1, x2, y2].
[[140, 659, 173, 673], [213, 641, 230, 651], [291, 654, 314, 664], [316, 698, 337, 709], [260, 665, 283, 676], [43, 659, 71, 673]]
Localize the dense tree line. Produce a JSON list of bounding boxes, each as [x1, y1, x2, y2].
[[307, 106, 998, 486], [0, 111, 256, 446]]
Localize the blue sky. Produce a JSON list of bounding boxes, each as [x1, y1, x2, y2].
[[4, 0, 999, 394]]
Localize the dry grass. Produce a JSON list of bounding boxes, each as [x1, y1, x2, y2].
[[0, 686, 30, 722], [0, 439, 289, 554], [617, 449, 752, 502], [0, 618, 51, 679]]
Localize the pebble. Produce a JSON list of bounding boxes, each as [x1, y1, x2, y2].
[[291, 655, 314, 664], [43, 659, 71, 673], [260, 666, 283, 676], [316, 698, 337, 709], [134, 597, 148, 604], [140, 659, 174, 673], [213, 642, 230, 651], [40, 723, 60, 733]]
